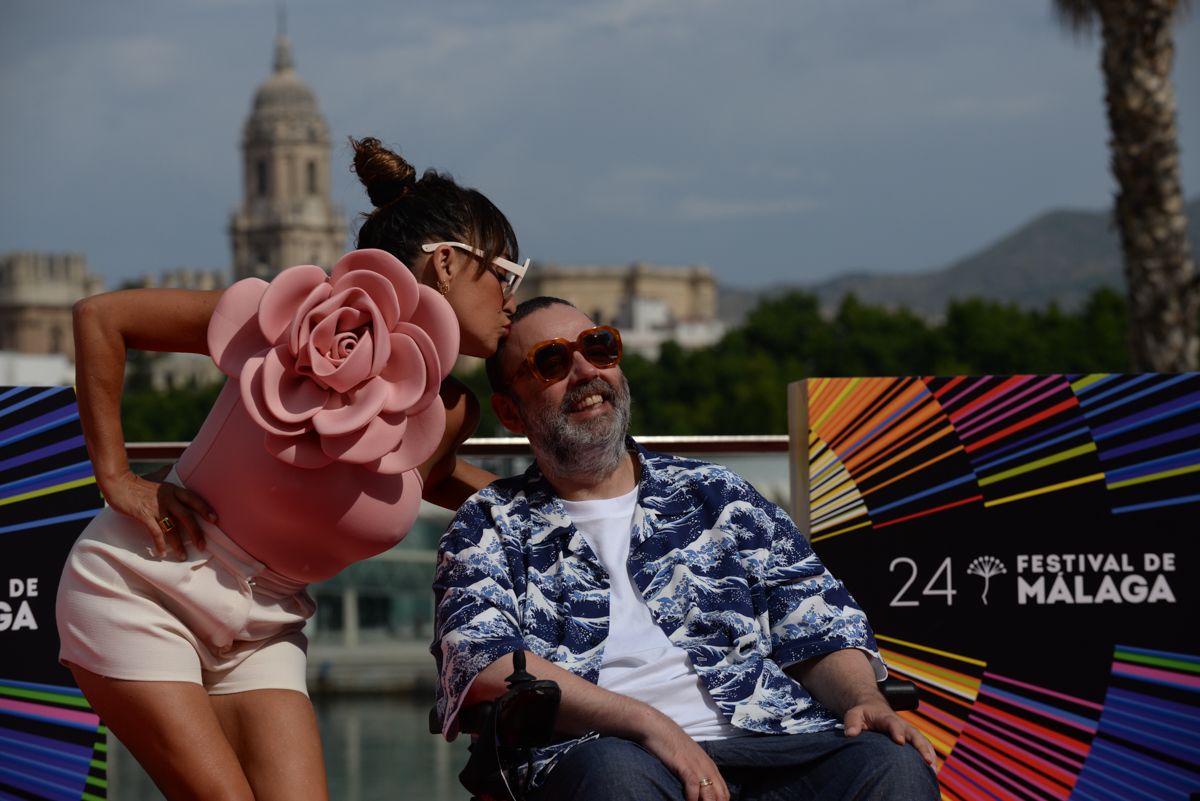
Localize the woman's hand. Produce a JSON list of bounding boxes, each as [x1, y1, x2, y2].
[[102, 469, 216, 559]]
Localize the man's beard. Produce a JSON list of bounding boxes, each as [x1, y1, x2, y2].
[[519, 374, 632, 481]]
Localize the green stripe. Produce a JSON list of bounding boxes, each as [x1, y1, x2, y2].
[[1115, 650, 1200, 674], [0, 686, 92, 708], [93, 741, 108, 753], [85, 775, 108, 789], [1108, 463, 1200, 490], [89, 758, 107, 770], [82, 793, 106, 801]]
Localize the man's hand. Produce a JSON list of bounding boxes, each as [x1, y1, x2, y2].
[[786, 649, 937, 768], [843, 697, 937, 767], [637, 711, 730, 801]]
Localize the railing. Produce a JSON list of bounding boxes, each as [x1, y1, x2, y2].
[[126, 434, 790, 463]]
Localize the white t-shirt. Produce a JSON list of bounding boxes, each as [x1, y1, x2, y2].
[[562, 489, 743, 741]]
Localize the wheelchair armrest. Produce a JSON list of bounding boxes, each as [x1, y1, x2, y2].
[[880, 677, 920, 711]]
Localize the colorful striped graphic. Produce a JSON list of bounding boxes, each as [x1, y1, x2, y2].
[[1, 386, 107, 800], [797, 374, 1200, 800]]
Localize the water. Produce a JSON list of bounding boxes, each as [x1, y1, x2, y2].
[[109, 694, 473, 801]]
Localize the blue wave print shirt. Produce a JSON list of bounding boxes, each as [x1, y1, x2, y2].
[[432, 440, 884, 789]]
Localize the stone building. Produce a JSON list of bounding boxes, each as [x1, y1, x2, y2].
[[518, 261, 725, 357], [228, 28, 346, 280], [0, 252, 104, 362]]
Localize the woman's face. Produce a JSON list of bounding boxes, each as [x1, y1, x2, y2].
[[440, 248, 517, 359]]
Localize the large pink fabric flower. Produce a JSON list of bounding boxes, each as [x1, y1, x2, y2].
[[207, 249, 459, 474]]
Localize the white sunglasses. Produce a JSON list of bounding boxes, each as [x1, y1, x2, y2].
[[420, 241, 530, 299]]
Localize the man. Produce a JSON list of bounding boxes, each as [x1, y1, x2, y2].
[[432, 297, 938, 801]]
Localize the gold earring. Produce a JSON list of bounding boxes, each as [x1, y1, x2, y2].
[[436, 279, 450, 296]]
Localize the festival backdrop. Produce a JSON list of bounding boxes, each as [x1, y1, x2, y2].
[[0, 387, 108, 801], [789, 373, 1199, 801]]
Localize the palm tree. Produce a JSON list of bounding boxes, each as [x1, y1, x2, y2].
[[1054, 0, 1198, 371]]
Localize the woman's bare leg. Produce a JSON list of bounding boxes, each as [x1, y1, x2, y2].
[[68, 664, 255, 801], [210, 689, 330, 801]]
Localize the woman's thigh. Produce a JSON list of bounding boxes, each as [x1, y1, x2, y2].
[[211, 688, 329, 801], [68, 665, 254, 801]]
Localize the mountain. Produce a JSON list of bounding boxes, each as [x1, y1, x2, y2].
[[718, 198, 1200, 322]]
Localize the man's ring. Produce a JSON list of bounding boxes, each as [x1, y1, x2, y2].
[[158, 515, 176, 532], [699, 778, 714, 788]]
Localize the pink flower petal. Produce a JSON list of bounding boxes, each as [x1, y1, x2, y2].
[[208, 278, 270, 377], [319, 409, 408, 464], [379, 332, 427, 413], [312, 376, 389, 436], [288, 283, 333, 356], [263, 430, 335, 469], [391, 322, 443, 413], [260, 345, 328, 424], [332, 269, 401, 331], [408, 286, 460, 380], [258, 265, 329, 345], [332, 249, 419, 322], [371, 401, 447, 475], [311, 326, 375, 394], [239, 355, 309, 436]]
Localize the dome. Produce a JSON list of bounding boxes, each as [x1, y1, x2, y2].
[[249, 35, 320, 118]]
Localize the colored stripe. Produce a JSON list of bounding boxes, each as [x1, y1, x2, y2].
[[1112, 662, 1200, 691], [874, 494, 983, 530], [0, 679, 86, 697], [1104, 447, 1200, 482], [979, 685, 1098, 733], [1111, 493, 1200, 514], [1071, 373, 1113, 394], [1114, 646, 1200, 671], [1083, 372, 1191, 417], [1096, 420, 1200, 463], [875, 634, 988, 667], [0, 387, 70, 421], [0, 698, 100, 730], [809, 519, 871, 543], [982, 473, 1104, 508], [0, 461, 94, 496], [982, 671, 1103, 711], [1107, 462, 1200, 490], [977, 442, 1096, 487], [0, 476, 98, 508], [964, 397, 1079, 454], [0, 508, 100, 535], [1076, 373, 1156, 408], [866, 473, 976, 516], [972, 426, 1090, 473], [0, 685, 92, 710], [1093, 393, 1200, 441], [0, 435, 86, 474]]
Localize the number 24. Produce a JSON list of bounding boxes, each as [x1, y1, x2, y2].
[[889, 557, 957, 607]]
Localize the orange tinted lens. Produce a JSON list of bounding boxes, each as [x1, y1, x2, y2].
[[581, 329, 620, 367], [531, 342, 572, 381]]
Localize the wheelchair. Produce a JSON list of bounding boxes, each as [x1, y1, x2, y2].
[[437, 652, 921, 801]]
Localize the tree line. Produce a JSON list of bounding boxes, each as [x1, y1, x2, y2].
[[120, 287, 1133, 442]]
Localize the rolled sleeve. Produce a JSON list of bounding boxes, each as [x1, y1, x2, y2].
[[432, 509, 526, 740]]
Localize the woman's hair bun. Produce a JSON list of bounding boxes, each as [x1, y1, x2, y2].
[[350, 136, 417, 207]]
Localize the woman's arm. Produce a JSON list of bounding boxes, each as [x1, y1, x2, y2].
[[421, 377, 498, 509], [74, 288, 222, 557]]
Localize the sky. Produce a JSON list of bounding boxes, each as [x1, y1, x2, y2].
[[2, 0, 1198, 290]]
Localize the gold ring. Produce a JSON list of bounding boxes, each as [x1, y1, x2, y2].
[[699, 777, 714, 788], [158, 515, 176, 532]]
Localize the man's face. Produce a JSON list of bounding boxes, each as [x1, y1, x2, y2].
[[494, 304, 631, 475]]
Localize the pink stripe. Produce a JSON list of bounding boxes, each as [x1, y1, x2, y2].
[[976, 695, 1095, 735], [970, 715, 1085, 771], [920, 703, 966, 735], [938, 762, 996, 801], [0, 697, 100, 728], [958, 378, 1064, 439], [955, 375, 1047, 432], [1114, 662, 1200, 689], [983, 671, 1104, 711]]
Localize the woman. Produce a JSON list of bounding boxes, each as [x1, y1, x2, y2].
[[56, 137, 527, 800]]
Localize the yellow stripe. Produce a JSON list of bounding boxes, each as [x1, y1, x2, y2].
[[978, 443, 1097, 486], [1109, 462, 1200, 489], [0, 476, 97, 507], [812, 377, 861, 431], [810, 519, 871, 542], [983, 473, 1105, 508], [875, 634, 988, 667], [1070, 373, 1109, 393]]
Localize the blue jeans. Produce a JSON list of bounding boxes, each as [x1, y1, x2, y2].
[[527, 730, 938, 801]]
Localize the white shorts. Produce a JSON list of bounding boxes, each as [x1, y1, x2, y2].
[[56, 502, 315, 696]]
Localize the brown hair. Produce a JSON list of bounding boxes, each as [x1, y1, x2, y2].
[[350, 136, 519, 277]]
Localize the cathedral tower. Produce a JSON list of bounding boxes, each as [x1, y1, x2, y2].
[[229, 24, 345, 280]]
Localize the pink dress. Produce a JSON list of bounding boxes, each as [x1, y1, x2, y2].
[[183, 248, 460, 582]]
